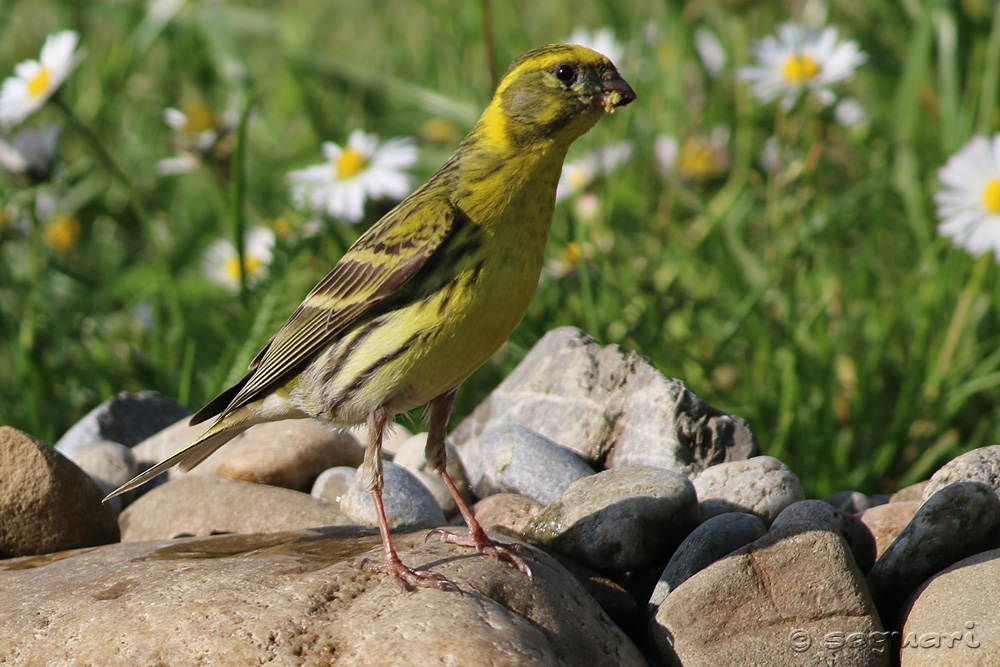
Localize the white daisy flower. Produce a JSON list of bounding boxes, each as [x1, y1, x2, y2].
[[934, 135, 1000, 261], [201, 227, 276, 292], [568, 27, 625, 65], [655, 127, 731, 181], [0, 31, 86, 128], [287, 130, 417, 223], [556, 142, 633, 203], [834, 98, 868, 128], [738, 23, 866, 110]]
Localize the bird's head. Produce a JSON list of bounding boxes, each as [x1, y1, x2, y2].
[[478, 44, 636, 151]]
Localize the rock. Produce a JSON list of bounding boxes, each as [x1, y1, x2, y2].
[[868, 481, 1000, 621], [341, 460, 446, 529], [649, 526, 888, 667], [54, 390, 191, 460], [310, 466, 356, 504], [0, 427, 120, 558], [393, 433, 472, 516], [473, 493, 543, 538], [646, 512, 767, 614], [119, 475, 350, 541], [923, 445, 1000, 502], [693, 455, 804, 525], [72, 440, 137, 490], [899, 548, 1000, 666], [461, 424, 594, 506], [547, 553, 639, 630], [770, 500, 877, 573], [826, 490, 889, 513], [859, 501, 921, 559], [890, 481, 928, 503], [524, 465, 698, 572], [214, 420, 364, 491], [450, 327, 758, 475], [0, 528, 646, 666]]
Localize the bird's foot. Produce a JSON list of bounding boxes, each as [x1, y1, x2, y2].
[[362, 555, 460, 593], [426, 528, 533, 578]]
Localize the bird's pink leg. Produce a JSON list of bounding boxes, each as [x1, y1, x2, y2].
[[424, 389, 532, 578], [362, 405, 457, 591]]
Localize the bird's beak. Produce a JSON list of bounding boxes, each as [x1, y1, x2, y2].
[[601, 75, 637, 113]]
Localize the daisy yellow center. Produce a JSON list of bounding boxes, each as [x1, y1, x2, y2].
[[678, 139, 716, 180], [224, 254, 264, 280], [568, 166, 589, 190], [183, 103, 218, 133], [44, 214, 81, 255], [982, 179, 1000, 213], [27, 66, 52, 99], [782, 54, 820, 84], [336, 149, 368, 179]]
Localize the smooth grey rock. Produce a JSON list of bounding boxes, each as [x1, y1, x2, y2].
[[524, 465, 698, 572], [647, 512, 767, 613], [341, 460, 446, 529], [214, 420, 364, 491], [693, 455, 804, 525], [119, 475, 349, 541], [826, 490, 889, 514], [900, 548, 1000, 666], [868, 481, 1000, 620], [462, 424, 594, 506], [392, 433, 471, 517], [0, 528, 646, 667], [54, 390, 191, 459], [649, 526, 888, 667], [310, 466, 356, 505], [0, 427, 120, 557], [923, 445, 1000, 502], [771, 499, 877, 573], [72, 440, 137, 489], [451, 327, 758, 476]]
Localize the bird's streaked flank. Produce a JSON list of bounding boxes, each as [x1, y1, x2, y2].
[[107, 44, 635, 589]]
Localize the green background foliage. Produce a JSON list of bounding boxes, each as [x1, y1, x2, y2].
[[2, 0, 999, 497]]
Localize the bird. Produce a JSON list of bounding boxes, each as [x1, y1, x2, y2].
[[106, 44, 635, 590]]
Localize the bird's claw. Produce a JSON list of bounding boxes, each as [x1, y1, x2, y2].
[[427, 529, 534, 579], [362, 556, 461, 593]]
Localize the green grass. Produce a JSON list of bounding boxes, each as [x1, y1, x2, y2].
[[2, 0, 1000, 497]]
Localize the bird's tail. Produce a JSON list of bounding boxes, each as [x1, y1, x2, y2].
[[102, 419, 249, 502]]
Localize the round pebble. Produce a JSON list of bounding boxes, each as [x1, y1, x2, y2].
[[525, 465, 698, 572], [462, 423, 594, 506], [392, 433, 471, 517], [693, 455, 803, 525], [646, 512, 767, 614], [341, 460, 446, 529], [310, 466, 357, 505]]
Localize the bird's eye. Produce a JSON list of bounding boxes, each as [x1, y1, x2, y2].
[[554, 64, 577, 84]]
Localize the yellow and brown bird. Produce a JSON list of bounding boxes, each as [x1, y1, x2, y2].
[[107, 44, 635, 589]]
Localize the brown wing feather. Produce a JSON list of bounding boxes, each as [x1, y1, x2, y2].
[[194, 192, 459, 424]]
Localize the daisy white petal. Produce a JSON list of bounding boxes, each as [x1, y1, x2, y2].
[[935, 134, 1000, 261], [287, 130, 417, 223], [738, 22, 866, 109], [0, 31, 86, 128]]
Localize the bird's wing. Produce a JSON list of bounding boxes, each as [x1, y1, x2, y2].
[[192, 194, 460, 424]]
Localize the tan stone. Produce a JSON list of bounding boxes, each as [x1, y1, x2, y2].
[[0, 427, 119, 558], [650, 527, 888, 667], [860, 501, 921, 558], [0, 528, 645, 666], [215, 419, 364, 490], [119, 475, 350, 541]]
